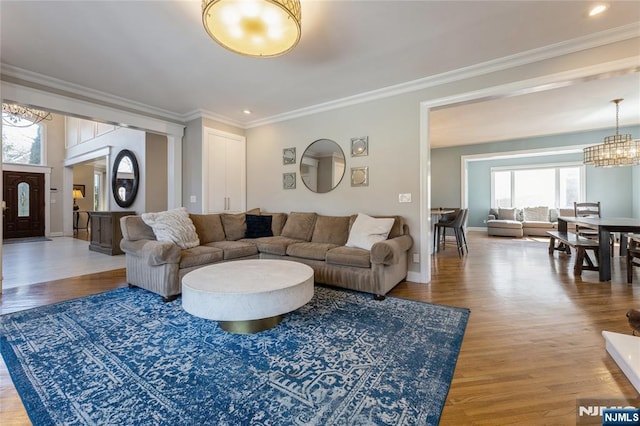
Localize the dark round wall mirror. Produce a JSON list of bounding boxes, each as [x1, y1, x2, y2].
[[300, 139, 346, 193], [112, 149, 139, 208]]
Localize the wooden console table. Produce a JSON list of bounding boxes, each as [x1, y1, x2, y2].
[[89, 211, 135, 255]]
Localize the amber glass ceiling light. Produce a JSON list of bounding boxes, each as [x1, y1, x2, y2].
[[584, 99, 640, 167], [202, 0, 301, 58]]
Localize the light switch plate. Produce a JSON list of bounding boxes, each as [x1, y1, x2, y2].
[[190, 195, 196, 203], [398, 193, 412, 203]]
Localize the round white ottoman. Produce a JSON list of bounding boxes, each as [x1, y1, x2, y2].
[[182, 259, 314, 334]]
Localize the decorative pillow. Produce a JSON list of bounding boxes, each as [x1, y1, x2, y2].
[[221, 213, 246, 241], [189, 213, 225, 244], [141, 207, 199, 249], [523, 206, 549, 222], [268, 213, 288, 236], [559, 208, 575, 218], [345, 213, 395, 251], [497, 208, 517, 221], [281, 212, 317, 241], [245, 214, 273, 239], [311, 215, 350, 245]]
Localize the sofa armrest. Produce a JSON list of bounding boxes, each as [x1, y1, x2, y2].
[[120, 239, 182, 266], [488, 214, 496, 220], [370, 234, 413, 265]]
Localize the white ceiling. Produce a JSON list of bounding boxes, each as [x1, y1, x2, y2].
[[1, 1, 640, 146]]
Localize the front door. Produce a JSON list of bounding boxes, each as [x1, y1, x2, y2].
[[2, 171, 45, 239]]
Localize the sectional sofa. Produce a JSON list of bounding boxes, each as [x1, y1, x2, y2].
[[119, 209, 413, 301], [487, 207, 576, 237]]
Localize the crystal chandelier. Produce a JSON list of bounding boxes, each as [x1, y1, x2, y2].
[[202, 0, 301, 58], [2, 103, 52, 127], [583, 99, 640, 167]]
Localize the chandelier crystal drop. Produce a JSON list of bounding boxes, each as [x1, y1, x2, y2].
[[2, 103, 53, 127], [202, 0, 301, 58], [583, 99, 640, 167]]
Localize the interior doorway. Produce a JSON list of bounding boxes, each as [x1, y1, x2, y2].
[[2, 170, 45, 239]]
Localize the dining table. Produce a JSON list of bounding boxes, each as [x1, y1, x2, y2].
[[557, 216, 640, 281]]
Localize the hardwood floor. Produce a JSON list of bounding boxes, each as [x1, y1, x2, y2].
[[1, 232, 638, 425]]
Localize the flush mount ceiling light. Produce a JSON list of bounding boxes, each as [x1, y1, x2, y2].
[[589, 3, 609, 16], [583, 99, 640, 167], [2, 103, 52, 127], [202, 0, 301, 58]]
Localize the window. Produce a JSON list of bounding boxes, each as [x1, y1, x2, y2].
[[491, 163, 584, 208], [94, 171, 105, 211], [1, 118, 44, 165]]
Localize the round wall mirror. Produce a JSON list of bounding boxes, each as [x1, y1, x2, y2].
[[112, 149, 139, 208], [300, 139, 346, 193]]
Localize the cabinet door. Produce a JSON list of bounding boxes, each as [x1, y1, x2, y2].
[[224, 139, 245, 212], [207, 135, 227, 213], [205, 130, 245, 213]]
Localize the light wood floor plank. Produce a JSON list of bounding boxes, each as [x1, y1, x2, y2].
[[0, 232, 638, 425]]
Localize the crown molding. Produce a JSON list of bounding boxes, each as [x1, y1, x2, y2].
[[246, 23, 640, 128], [2, 23, 638, 130], [181, 109, 245, 128], [0, 64, 185, 123]]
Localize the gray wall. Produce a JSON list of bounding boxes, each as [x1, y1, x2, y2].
[[245, 94, 421, 272], [432, 125, 639, 227]]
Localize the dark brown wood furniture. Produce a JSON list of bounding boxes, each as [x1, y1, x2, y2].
[[558, 216, 640, 281], [89, 211, 135, 255], [546, 230, 600, 276], [628, 235, 640, 284]]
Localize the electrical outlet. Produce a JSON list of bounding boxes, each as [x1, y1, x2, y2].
[[412, 253, 420, 263]]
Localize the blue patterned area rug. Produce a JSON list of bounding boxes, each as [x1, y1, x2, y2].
[[0, 286, 469, 425]]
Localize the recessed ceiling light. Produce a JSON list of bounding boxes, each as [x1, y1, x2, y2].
[[242, 109, 252, 115], [589, 3, 609, 17]]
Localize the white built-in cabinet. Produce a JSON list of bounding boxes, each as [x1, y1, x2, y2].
[[66, 117, 116, 148], [203, 128, 246, 213]]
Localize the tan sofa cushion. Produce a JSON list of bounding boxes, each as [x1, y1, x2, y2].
[[523, 206, 549, 222], [189, 213, 225, 244], [311, 215, 350, 245], [120, 216, 156, 241], [179, 246, 223, 269], [487, 220, 522, 229], [221, 213, 246, 241], [250, 236, 303, 256], [206, 241, 258, 260], [286, 242, 339, 261], [498, 208, 518, 221], [326, 246, 371, 268], [523, 221, 554, 230], [281, 212, 317, 241], [265, 213, 288, 236]]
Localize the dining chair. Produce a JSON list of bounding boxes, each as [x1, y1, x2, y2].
[[435, 208, 468, 257], [574, 201, 601, 237], [432, 208, 459, 251], [574, 201, 615, 256], [627, 235, 640, 284]]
